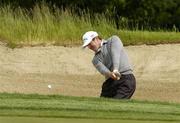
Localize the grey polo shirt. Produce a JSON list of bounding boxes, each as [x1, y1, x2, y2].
[[92, 35, 133, 79]]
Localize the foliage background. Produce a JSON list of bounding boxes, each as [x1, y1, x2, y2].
[[0, 0, 180, 31]]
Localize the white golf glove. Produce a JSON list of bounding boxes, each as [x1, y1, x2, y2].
[[113, 69, 121, 80]]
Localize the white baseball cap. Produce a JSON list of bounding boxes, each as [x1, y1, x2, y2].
[[82, 31, 98, 48]]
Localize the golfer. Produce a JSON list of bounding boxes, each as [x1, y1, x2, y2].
[[82, 31, 136, 99]]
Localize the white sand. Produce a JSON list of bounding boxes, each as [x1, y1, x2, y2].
[[0, 42, 180, 102]]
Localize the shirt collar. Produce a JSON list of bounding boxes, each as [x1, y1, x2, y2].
[[95, 39, 107, 54]]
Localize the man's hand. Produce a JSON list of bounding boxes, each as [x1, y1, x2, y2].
[[109, 72, 118, 80], [112, 69, 121, 80], [108, 70, 121, 80]]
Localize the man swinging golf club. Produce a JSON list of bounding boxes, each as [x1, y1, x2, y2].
[[82, 31, 136, 99]]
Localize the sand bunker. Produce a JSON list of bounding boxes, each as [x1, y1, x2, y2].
[[0, 42, 180, 103]]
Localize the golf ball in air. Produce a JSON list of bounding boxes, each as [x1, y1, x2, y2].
[[48, 85, 52, 89]]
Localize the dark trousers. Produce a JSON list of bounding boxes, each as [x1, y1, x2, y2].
[[100, 74, 136, 99]]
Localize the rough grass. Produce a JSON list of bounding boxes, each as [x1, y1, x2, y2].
[[119, 30, 180, 46], [0, 4, 180, 48], [0, 93, 180, 122]]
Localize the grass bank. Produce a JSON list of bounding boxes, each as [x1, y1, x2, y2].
[[0, 4, 180, 48], [0, 93, 180, 122]]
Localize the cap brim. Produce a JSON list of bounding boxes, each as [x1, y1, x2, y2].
[[82, 40, 91, 48]]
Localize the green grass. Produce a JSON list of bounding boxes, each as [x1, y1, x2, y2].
[[0, 93, 180, 122], [119, 30, 180, 46], [0, 4, 180, 48]]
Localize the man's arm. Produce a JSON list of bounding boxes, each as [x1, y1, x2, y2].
[[110, 35, 123, 71], [92, 58, 119, 80]]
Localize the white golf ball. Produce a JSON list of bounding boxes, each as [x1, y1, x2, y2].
[[48, 85, 52, 89]]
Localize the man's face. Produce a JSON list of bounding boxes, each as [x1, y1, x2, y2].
[[87, 38, 99, 52]]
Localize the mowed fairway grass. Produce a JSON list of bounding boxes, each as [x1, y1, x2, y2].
[[0, 93, 180, 123]]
